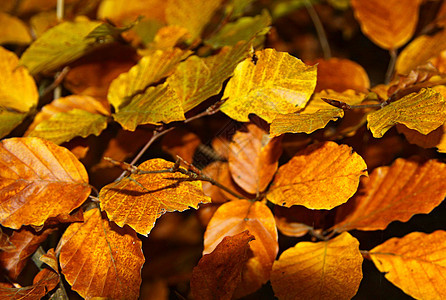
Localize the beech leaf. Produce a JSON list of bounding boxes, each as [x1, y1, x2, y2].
[[397, 124, 446, 153], [0, 137, 91, 229], [0, 111, 28, 139], [190, 231, 255, 300], [220, 48, 317, 122], [367, 88, 446, 138], [267, 141, 367, 209], [58, 208, 145, 300], [97, 0, 167, 25], [99, 158, 211, 235], [333, 158, 446, 232], [351, 0, 422, 50], [370, 230, 446, 299], [0, 12, 32, 45], [270, 232, 363, 300], [204, 200, 278, 298]]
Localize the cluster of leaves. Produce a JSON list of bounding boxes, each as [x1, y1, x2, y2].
[[0, 0, 446, 299]]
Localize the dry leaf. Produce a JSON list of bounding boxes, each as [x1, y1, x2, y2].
[[333, 158, 446, 232], [397, 124, 446, 153], [0, 12, 32, 45], [58, 208, 145, 300], [220, 48, 317, 122], [97, 0, 167, 25], [351, 0, 422, 49], [270, 232, 363, 300], [274, 205, 327, 238], [0, 137, 90, 229], [204, 200, 278, 298], [370, 230, 446, 299], [99, 158, 211, 235], [161, 128, 201, 163], [190, 231, 255, 300], [268, 141, 367, 209]]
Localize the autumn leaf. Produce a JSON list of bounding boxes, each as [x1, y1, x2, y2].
[[204, 200, 278, 298], [228, 123, 282, 194], [370, 230, 446, 299], [270, 232, 363, 300], [161, 128, 201, 163], [397, 124, 446, 153], [29, 10, 59, 38], [274, 205, 328, 238], [220, 48, 317, 122], [0, 137, 91, 229], [97, 0, 167, 25], [190, 231, 255, 300], [267, 141, 367, 209], [367, 88, 446, 138], [0, 12, 32, 45], [333, 158, 446, 232], [99, 158, 211, 235], [58, 208, 145, 300], [351, 0, 422, 50]]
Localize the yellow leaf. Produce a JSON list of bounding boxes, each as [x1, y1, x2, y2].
[[333, 158, 446, 232], [351, 0, 422, 50], [19, 18, 105, 75], [99, 158, 211, 235], [29, 11, 59, 38], [221, 48, 317, 122], [0, 12, 32, 45], [0, 137, 90, 229], [98, 0, 167, 25], [267, 141, 367, 209], [271, 232, 363, 300], [370, 230, 446, 299], [367, 88, 446, 138], [204, 200, 278, 298], [58, 208, 145, 300], [166, 0, 223, 38], [167, 42, 251, 112], [0, 110, 27, 139]]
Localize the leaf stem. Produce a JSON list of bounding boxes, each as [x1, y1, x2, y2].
[[385, 49, 397, 84], [305, 1, 331, 59]]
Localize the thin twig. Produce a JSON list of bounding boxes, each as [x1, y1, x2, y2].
[[305, 0, 331, 59], [321, 97, 386, 110], [40, 66, 70, 99], [385, 49, 397, 84]]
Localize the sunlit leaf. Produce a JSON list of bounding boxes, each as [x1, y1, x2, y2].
[[351, 0, 422, 49], [271, 232, 363, 300], [58, 208, 144, 300], [370, 230, 446, 299], [166, 0, 223, 38], [0, 12, 32, 44], [367, 88, 446, 138], [145, 25, 190, 50], [19, 18, 108, 75], [228, 123, 282, 194], [97, 0, 167, 25], [0, 137, 90, 229], [220, 48, 317, 122], [268, 141, 367, 209], [191, 231, 255, 300], [205, 10, 271, 48], [204, 200, 278, 298], [167, 42, 252, 112], [333, 158, 446, 232], [99, 158, 211, 235]]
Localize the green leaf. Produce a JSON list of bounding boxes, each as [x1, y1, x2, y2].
[[0, 110, 27, 139]]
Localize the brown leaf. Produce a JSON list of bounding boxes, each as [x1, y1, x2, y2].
[[333, 158, 446, 232], [271, 232, 363, 300], [0, 137, 91, 229], [0, 227, 14, 251], [274, 206, 328, 238], [204, 200, 278, 298], [267, 141, 367, 209], [58, 208, 145, 300], [191, 231, 255, 300], [397, 124, 446, 153], [161, 128, 201, 163]]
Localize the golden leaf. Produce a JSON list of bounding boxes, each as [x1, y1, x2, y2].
[[397, 124, 446, 153], [370, 230, 446, 299], [0, 137, 90, 229], [220, 48, 317, 122], [99, 158, 211, 235], [58, 208, 145, 300], [268, 141, 367, 209], [367, 88, 446, 138], [0, 12, 32, 45], [333, 158, 446, 232], [98, 0, 167, 25], [270, 232, 363, 300], [204, 200, 278, 298]]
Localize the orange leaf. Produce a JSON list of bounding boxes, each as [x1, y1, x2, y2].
[[99, 158, 211, 235], [58, 208, 144, 300], [351, 0, 422, 50], [334, 158, 446, 232], [397, 124, 446, 153], [370, 230, 446, 299], [274, 206, 328, 238], [0, 227, 14, 251], [267, 141, 367, 209], [0, 137, 91, 229], [228, 123, 282, 194], [98, 0, 167, 25], [191, 231, 255, 300], [204, 200, 278, 298], [161, 128, 201, 163], [270, 232, 363, 300], [0, 227, 55, 280]]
